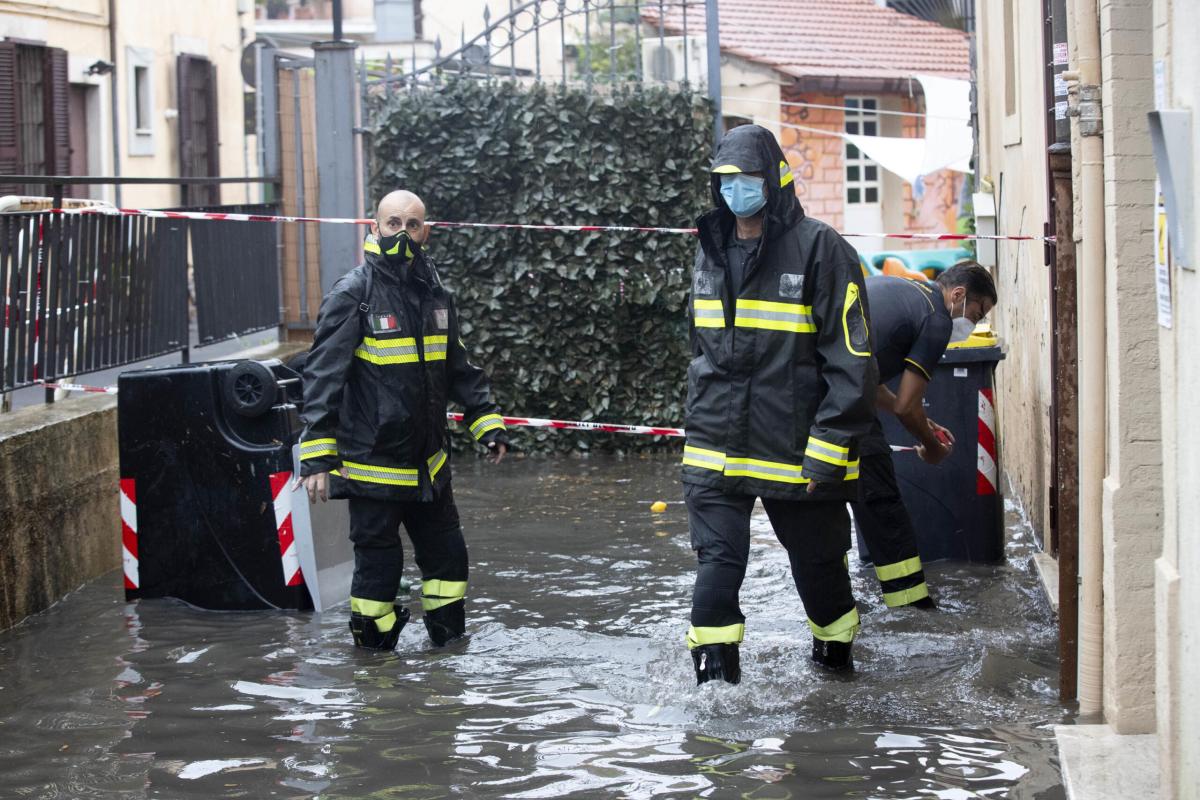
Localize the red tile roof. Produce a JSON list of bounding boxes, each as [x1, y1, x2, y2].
[[643, 0, 969, 81]]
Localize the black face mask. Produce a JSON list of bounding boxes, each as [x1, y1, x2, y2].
[[376, 231, 413, 267]]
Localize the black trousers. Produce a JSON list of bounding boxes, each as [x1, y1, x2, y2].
[[849, 453, 929, 607], [348, 483, 469, 619], [684, 482, 860, 647]]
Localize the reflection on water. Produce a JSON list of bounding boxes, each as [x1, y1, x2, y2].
[[0, 455, 1067, 798]]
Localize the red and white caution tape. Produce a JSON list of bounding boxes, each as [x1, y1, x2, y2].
[[41, 380, 913, 451], [49, 207, 1053, 243], [447, 411, 684, 437]]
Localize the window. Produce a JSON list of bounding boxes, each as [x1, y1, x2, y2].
[[126, 46, 155, 156], [134, 66, 150, 132], [844, 96, 882, 206], [0, 41, 70, 196]]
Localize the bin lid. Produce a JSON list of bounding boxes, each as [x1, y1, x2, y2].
[[941, 324, 1005, 363]]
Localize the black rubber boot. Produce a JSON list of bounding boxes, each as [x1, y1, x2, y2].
[[423, 600, 465, 647], [910, 595, 937, 610], [691, 643, 741, 685], [811, 638, 853, 672], [349, 606, 410, 650]]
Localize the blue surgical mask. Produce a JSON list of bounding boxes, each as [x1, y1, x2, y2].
[[719, 174, 767, 218]]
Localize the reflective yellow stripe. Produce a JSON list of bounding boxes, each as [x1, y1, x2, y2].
[[904, 357, 932, 381], [682, 444, 726, 471], [809, 607, 860, 643], [364, 238, 414, 259], [693, 298, 726, 329], [807, 436, 849, 455], [842, 282, 871, 357], [734, 298, 816, 333], [427, 449, 447, 480], [363, 240, 381, 254], [421, 579, 466, 611], [423, 334, 448, 362], [300, 437, 338, 460], [355, 336, 420, 365], [712, 164, 742, 174], [683, 446, 859, 483], [805, 439, 852, 467], [686, 623, 745, 649], [725, 456, 808, 484], [780, 159, 794, 187], [875, 555, 923, 583], [341, 460, 420, 487], [883, 582, 930, 608], [350, 599, 400, 631], [469, 413, 506, 440]]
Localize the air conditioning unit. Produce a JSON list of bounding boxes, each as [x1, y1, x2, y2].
[[641, 36, 707, 86]]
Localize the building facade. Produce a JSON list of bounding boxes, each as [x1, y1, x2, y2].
[[0, 0, 258, 208]]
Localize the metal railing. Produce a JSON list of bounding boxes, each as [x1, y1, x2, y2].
[[0, 176, 282, 400]]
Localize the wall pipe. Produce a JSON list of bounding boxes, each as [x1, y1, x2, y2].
[[1066, 0, 1106, 718]]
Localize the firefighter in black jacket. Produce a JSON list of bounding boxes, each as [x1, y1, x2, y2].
[[683, 125, 877, 683], [299, 190, 509, 651]]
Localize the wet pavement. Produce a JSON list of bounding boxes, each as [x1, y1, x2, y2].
[[0, 455, 1069, 798]]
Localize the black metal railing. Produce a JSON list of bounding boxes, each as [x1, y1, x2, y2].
[[1, 209, 189, 393], [183, 203, 281, 346], [2, 176, 284, 398]]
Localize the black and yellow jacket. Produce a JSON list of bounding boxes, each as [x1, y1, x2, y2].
[[298, 236, 507, 501], [682, 125, 877, 501]]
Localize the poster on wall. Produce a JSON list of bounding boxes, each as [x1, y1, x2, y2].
[[1156, 178, 1173, 329]]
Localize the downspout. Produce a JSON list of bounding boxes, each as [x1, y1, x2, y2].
[[1064, 0, 1105, 718], [107, 0, 121, 206]]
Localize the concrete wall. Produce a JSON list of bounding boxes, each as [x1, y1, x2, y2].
[[1097, 0, 1161, 735], [0, 396, 119, 631], [976, 0, 1054, 544], [1154, 0, 1200, 792], [0, 0, 257, 208]]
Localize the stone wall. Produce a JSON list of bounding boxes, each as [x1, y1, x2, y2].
[[0, 395, 120, 631]]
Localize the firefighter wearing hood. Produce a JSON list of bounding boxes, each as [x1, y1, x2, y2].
[[683, 125, 878, 682], [298, 190, 509, 651]]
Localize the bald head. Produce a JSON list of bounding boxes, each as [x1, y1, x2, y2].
[[374, 190, 428, 244]]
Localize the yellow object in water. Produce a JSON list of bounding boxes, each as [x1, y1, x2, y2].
[[650, 501, 668, 513]]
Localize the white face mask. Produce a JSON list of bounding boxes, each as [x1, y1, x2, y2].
[[949, 295, 975, 342]]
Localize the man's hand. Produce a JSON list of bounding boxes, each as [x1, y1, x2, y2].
[[806, 480, 820, 495], [928, 418, 956, 446], [300, 468, 346, 503], [486, 441, 508, 464], [915, 437, 952, 465]]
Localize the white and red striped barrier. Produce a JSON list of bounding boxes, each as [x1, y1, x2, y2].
[[48, 207, 1053, 243], [269, 471, 304, 587], [976, 388, 998, 495], [120, 477, 138, 590]]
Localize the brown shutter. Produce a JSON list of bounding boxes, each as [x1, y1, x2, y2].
[[177, 53, 194, 204], [204, 60, 219, 183], [0, 42, 22, 195], [43, 46, 70, 176]]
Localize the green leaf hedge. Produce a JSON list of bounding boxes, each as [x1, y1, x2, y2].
[[367, 79, 714, 453]]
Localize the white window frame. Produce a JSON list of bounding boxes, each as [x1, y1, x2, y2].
[[126, 46, 155, 156], [843, 96, 882, 207]]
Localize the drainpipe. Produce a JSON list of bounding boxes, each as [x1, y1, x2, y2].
[[107, 0, 121, 206], [1064, 0, 1105, 718]]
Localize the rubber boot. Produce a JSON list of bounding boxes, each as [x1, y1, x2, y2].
[[811, 637, 853, 672], [910, 595, 937, 610], [423, 600, 465, 647], [691, 643, 741, 685], [349, 606, 410, 650]]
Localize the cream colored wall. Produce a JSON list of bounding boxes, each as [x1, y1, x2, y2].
[[1154, 0, 1199, 792], [720, 57, 781, 139], [1096, 0, 1161, 736], [115, 0, 256, 208], [0, 0, 257, 207], [976, 0, 1054, 543]]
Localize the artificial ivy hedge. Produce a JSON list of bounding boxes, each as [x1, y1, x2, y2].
[[368, 79, 714, 454]]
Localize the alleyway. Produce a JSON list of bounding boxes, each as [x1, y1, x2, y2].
[[0, 456, 1066, 798]]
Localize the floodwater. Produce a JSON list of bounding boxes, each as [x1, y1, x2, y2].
[[0, 455, 1068, 798]]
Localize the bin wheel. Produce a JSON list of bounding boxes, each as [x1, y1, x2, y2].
[[222, 361, 277, 418]]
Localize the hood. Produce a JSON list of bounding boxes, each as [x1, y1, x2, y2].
[[701, 124, 805, 247]]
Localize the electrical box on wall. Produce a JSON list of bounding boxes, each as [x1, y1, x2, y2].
[[973, 191, 997, 267]]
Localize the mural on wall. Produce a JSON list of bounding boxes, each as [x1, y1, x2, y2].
[[908, 169, 966, 235]]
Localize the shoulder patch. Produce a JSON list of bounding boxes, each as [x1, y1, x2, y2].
[[693, 270, 719, 297]]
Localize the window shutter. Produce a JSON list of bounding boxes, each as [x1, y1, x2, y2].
[[0, 42, 21, 195], [177, 53, 194, 201], [43, 46, 70, 176]]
